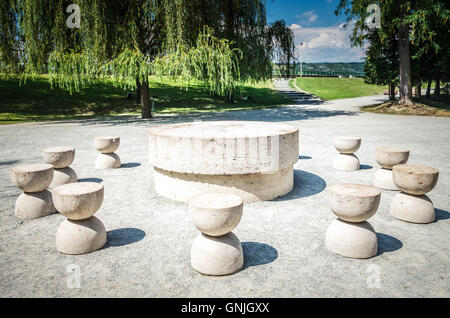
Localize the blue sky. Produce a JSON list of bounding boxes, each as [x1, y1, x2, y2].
[[266, 0, 366, 63]]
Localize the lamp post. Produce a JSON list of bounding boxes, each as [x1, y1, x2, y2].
[[300, 42, 304, 77]]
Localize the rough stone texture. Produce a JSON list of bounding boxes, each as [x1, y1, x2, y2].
[[390, 192, 435, 224], [56, 216, 107, 255], [49, 167, 78, 189], [327, 184, 381, 222], [332, 153, 360, 171], [191, 232, 244, 276], [153, 166, 293, 203], [393, 164, 439, 195], [373, 168, 399, 191], [42, 147, 75, 169], [189, 193, 243, 236], [10, 163, 53, 193], [52, 182, 104, 220], [334, 137, 361, 154], [148, 121, 299, 175], [325, 218, 378, 259], [15, 190, 55, 219], [375, 146, 409, 169], [95, 153, 121, 169], [95, 137, 120, 154], [1, 90, 449, 297]]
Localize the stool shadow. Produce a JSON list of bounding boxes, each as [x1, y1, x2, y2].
[[242, 242, 278, 269], [78, 178, 103, 183], [104, 228, 146, 248], [434, 209, 449, 223], [121, 162, 141, 168], [276, 169, 326, 201], [360, 164, 373, 170], [376, 233, 403, 256]]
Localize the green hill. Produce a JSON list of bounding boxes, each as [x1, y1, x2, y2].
[[274, 62, 365, 76]]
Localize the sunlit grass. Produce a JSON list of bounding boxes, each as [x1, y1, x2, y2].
[[291, 77, 386, 100]]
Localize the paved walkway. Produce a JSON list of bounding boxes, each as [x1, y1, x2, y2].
[[274, 78, 389, 111], [0, 86, 449, 297]]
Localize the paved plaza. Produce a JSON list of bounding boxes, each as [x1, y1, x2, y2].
[[1, 83, 449, 297]]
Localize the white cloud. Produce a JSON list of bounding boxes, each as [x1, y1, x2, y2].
[[290, 23, 301, 30], [296, 11, 319, 25], [292, 22, 366, 62]]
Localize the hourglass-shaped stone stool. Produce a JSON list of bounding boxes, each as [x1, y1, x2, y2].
[[332, 137, 361, 171], [189, 193, 244, 275], [390, 164, 439, 223], [95, 136, 121, 169], [43, 146, 77, 188], [53, 182, 107, 254], [325, 184, 381, 259], [11, 164, 55, 219], [373, 147, 409, 190]]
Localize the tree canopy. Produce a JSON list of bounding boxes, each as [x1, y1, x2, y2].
[[336, 0, 449, 105], [0, 0, 296, 118]]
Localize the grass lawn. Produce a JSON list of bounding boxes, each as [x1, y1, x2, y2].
[[291, 77, 386, 100], [0, 75, 292, 124]]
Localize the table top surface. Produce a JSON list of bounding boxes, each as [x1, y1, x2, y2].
[[147, 121, 298, 139]]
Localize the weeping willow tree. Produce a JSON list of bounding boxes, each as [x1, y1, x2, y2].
[[268, 19, 296, 77], [1, 0, 296, 117]]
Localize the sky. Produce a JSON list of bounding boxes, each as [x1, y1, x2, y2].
[[266, 0, 366, 63]]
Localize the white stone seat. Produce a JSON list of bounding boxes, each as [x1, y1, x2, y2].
[[189, 192, 243, 237], [11, 163, 53, 193]]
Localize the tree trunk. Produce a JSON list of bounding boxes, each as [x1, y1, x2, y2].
[[224, 89, 234, 103], [136, 77, 141, 104], [140, 80, 152, 118], [415, 82, 421, 98], [434, 79, 440, 96], [398, 23, 413, 105], [425, 79, 432, 98], [389, 84, 396, 100]]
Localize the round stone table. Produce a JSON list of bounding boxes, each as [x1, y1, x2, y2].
[[147, 121, 299, 202]]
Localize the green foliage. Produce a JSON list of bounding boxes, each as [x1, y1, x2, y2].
[[1, 0, 297, 108], [336, 0, 449, 93]]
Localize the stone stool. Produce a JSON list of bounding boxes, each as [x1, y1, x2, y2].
[[53, 182, 107, 254], [43, 146, 77, 188], [95, 136, 121, 169], [373, 147, 409, 190], [189, 192, 244, 275], [332, 137, 361, 171], [325, 184, 381, 259], [11, 164, 55, 219], [390, 164, 439, 223]]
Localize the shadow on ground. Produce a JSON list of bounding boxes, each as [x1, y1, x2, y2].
[[37, 105, 357, 127], [360, 164, 373, 170], [104, 228, 146, 248], [121, 163, 141, 168], [0, 160, 20, 166], [242, 242, 278, 269], [434, 209, 449, 223], [78, 178, 103, 183], [276, 169, 326, 201], [376, 233, 403, 256]]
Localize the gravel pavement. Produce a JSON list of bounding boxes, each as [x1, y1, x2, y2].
[[0, 82, 448, 297]]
